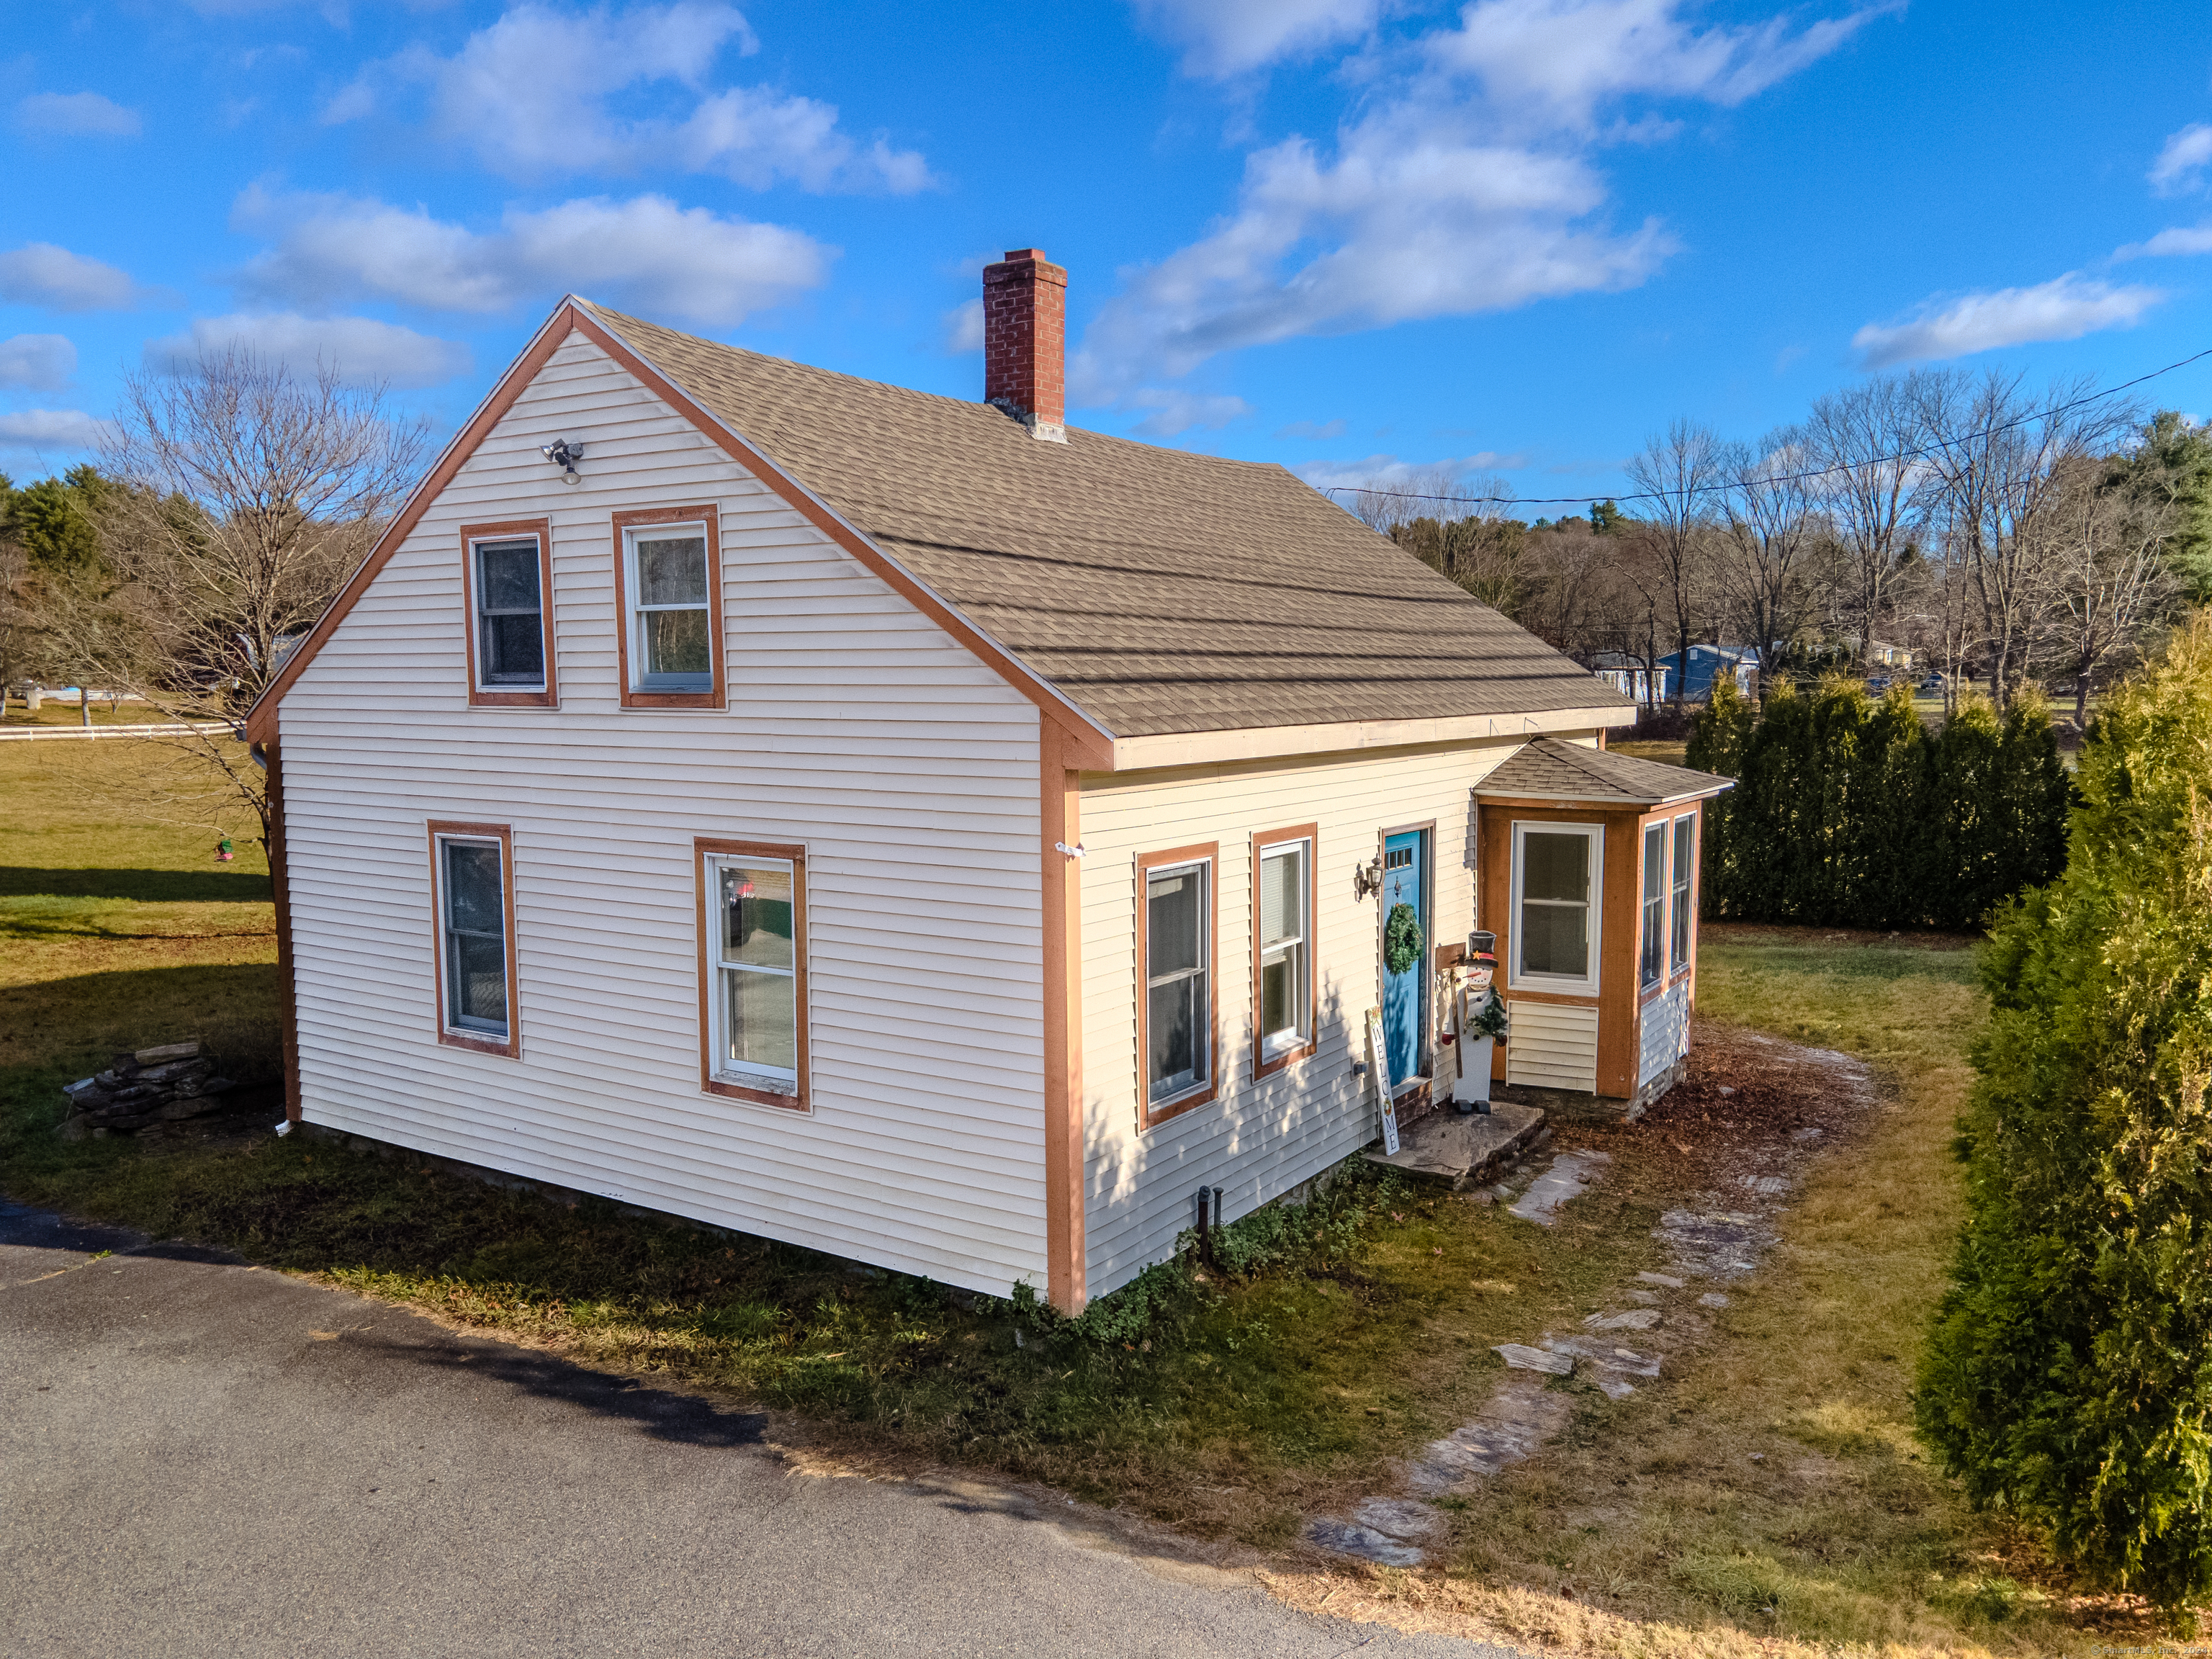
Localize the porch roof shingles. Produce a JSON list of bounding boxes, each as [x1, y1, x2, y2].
[[585, 302, 1632, 740], [1477, 736, 1734, 807]]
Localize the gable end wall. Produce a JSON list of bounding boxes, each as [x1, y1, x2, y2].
[[278, 334, 1049, 1295]]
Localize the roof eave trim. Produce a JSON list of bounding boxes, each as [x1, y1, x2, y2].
[[1105, 702, 1637, 771], [1475, 781, 1735, 809], [573, 305, 1117, 765]]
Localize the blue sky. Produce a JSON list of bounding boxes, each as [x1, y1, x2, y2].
[[5, 0, 2211, 509]]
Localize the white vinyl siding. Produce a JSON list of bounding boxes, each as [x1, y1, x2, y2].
[[1640, 978, 1691, 1087], [277, 332, 1049, 1298], [1079, 740, 1521, 1298], [1505, 1000, 1601, 1093]]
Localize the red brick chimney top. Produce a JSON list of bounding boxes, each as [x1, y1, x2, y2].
[[982, 248, 1068, 443]]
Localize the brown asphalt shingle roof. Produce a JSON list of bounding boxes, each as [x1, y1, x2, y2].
[[1477, 737, 1733, 806], [586, 302, 1633, 740]]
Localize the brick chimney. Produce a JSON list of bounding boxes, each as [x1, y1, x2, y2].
[[982, 248, 1068, 444]]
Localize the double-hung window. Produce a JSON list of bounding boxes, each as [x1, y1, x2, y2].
[[615, 507, 722, 706], [1140, 845, 1216, 1122], [1640, 821, 1666, 989], [698, 840, 807, 1107], [1254, 827, 1316, 1076], [429, 822, 517, 1055], [461, 520, 554, 706], [1670, 812, 1696, 974], [1512, 822, 1601, 994]]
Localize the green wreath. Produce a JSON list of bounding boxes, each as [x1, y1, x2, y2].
[[1383, 902, 1424, 976]]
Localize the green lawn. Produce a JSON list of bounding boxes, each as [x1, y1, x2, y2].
[[1, 740, 2154, 1655]]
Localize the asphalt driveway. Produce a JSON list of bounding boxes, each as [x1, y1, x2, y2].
[[0, 1202, 1511, 1658]]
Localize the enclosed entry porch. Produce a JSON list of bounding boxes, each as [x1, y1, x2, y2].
[[1472, 739, 1732, 1116]]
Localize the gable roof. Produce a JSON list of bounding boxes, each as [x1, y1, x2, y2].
[[1475, 737, 1732, 807], [247, 300, 1632, 752], [577, 302, 1628, 741]]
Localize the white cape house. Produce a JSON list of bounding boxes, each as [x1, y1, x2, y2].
[[244, 249, 1728, 1312]]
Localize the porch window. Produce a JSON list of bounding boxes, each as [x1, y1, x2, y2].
[[701, 844, 806, 1105], [1670, 812, 1696, 972], [473, 536, 545, 687], [1640, 822, 1666, 989], [1141, 848, 1215, 1119], [429, 821, 516, 1055], [1255, 832, 1313, 1070], [1513, 822, 1601, 993]]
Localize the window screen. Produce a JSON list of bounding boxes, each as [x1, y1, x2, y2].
[[629, 527, 712, 692], [441, 838, 508, 1036], [711, 857, 798, 1090], [1146, 863, 1210, 1103], [474, 537, 544, 686], [1640, 822, 1665, 989], [1518, 829, 1592, 981], [1258, 841, 1310, 1054]]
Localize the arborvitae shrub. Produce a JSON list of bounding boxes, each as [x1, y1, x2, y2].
[[1689, 678, 2068, 929], [1917, 618, 2212, 1614]]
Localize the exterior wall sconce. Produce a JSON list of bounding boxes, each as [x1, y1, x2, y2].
[[540, 439, 585, 484], [1353, 855, 1383, 900]]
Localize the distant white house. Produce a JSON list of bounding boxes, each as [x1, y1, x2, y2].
[[244, 251, 1729, 1312], [1586, 655, 1671, 706]]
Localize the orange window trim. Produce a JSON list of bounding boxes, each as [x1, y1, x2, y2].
[[614, 505, 726, 710], [459, 517, 557, 709], [1251, 822, 1318, 1082], [695, 837, 810, 1112], [1040, 724, 1086, 1313], [1136, 842, 1220, 1131], [427, 820, 521, 1058]]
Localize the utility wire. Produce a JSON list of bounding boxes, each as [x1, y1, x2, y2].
[[1320, 343, 2212, 511]]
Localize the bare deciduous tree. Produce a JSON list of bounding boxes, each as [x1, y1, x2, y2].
[[1624, 418, 1725, 705], [53, 350, 426, 837], [1804, 375, 1924, 668], [2041, 454, 2180, 727], [1714, 428, 1826, 680]]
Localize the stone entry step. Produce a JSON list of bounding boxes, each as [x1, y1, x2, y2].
[[1364, 1100, 1547, 1190]]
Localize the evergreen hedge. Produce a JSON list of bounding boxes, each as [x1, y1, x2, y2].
[[1686, 675, 2070, 930], [1916, 619, 2212, 1614]]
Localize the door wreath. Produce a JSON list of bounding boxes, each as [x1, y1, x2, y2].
[[1383, 902, 1424, 976]]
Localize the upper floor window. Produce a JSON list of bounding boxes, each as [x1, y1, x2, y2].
[[614, 506, 724, 708], [461, 519, 554, 707]]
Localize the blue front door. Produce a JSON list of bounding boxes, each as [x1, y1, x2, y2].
[[1381, 831, 1426, 1090]]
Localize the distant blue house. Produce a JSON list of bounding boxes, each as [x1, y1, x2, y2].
[[1656, 645, 1758, 701]]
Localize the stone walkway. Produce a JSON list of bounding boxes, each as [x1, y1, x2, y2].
[[1305, 1043, 1874, 1568]]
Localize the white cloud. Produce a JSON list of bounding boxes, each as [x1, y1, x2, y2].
[[1430, 0, 1899, 135], [0, 409, 110, 454], [1124, 388, 1254, 438], [330, 2, 931, 194], [1274, 417, 1349, 439], [1130, 0, 1391, 78], [0, 243, 141, 311], [1294, 451, 1527, 493], [144, 314, 472, 387], [2117, 221, 2212, 259], [941, 297, 984, 354], [1076, 0, 1883, 407], [232, 187, 831, 325], [16, 91, 143, 137], [1853, 274, 2165, 367], [2150, 122, 2212, 197], [0, 335, 77, 392]]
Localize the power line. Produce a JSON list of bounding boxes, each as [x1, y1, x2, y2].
[[1320, 343, 2212, 511]]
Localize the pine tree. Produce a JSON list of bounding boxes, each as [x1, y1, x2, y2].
[[1918, 616, 2212, 1614]]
